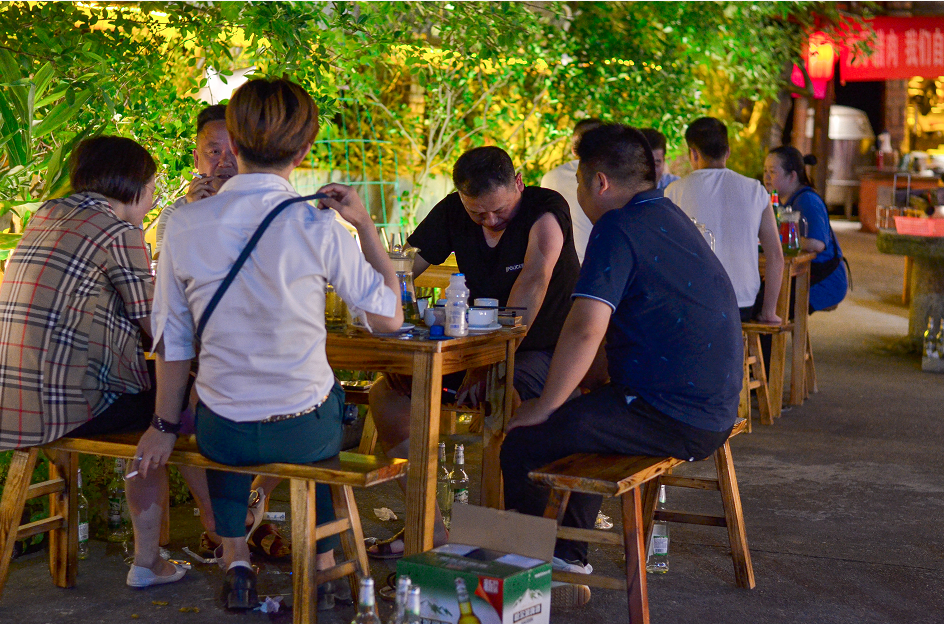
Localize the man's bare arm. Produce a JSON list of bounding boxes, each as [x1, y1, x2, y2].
[[508, 297, 611, 431], [757, 205, 784, 324], [506, 212, 565, 329]]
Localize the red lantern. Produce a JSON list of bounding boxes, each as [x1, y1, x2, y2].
[[791, 31, 836, 99]]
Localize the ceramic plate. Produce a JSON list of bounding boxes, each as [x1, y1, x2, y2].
[[467, 322, 502, 334], [369, 323, 415, 337]]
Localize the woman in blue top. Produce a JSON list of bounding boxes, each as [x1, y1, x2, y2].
[[764, 146, 847, 312]]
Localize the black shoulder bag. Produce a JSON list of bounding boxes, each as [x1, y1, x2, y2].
[[195, 193, 328, 342]]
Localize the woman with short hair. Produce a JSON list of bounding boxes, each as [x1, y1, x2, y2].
[[136, 78, 402, 609], [0, 136, 189, 587]]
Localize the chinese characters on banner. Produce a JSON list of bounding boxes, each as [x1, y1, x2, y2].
[[841, 17, 944, 81]]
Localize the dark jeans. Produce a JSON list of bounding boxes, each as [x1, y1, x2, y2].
[[500, 383, 732, 564], [195, 383, 345, 552]]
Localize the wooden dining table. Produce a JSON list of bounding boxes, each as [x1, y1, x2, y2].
[[325, 325, 526, 555], [758, 251, 816, 419]]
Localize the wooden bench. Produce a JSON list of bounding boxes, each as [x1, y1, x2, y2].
[[0, 432, 407, 623], [528, 418, 753, 624]]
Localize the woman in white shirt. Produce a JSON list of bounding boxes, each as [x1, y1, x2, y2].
[[135, 78, 401, 609]]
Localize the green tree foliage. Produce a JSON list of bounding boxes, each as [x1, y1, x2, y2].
[[0, 1, 871, 229]]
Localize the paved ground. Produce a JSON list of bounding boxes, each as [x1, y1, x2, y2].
[[3, 221, 943, 624]]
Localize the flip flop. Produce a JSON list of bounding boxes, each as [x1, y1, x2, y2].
[[365, 528, 405, 560]]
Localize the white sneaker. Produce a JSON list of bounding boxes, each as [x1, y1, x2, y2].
[[551, 557, 592, 609], [552, 556, 593, 575], [126, 563, 188, 588]]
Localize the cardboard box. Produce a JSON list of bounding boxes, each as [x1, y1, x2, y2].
[[398, 505, 556, 624]]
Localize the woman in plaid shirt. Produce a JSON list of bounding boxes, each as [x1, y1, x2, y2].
[[0, 136, 188, 586]]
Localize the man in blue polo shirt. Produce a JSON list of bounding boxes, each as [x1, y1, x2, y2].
[[500, 124, 742, 609]]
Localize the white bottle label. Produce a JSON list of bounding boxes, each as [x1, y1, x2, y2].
[[453, 487, 469, 505], [78, 522, 89, 543], [445, 303, 468, 337], [652, 535, 668, 555]]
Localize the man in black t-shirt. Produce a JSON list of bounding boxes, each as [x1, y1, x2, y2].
[[500, 125, 742, 609], [366, 146, 580, 557]]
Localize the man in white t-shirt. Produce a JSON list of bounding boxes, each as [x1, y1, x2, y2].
[[665, 117, 782, 323], [541, 119, 602, 263]]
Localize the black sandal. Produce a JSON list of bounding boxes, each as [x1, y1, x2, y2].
[[365, 527, 405, 560]]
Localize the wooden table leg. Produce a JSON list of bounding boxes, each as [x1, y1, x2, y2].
[[767, 333, 786, 421], [47, 450, 77, 589], [404, 351, 442, 555], [291, 478, 318, 624], [622, 486, 650, 624], [903, 256, 913, 306], [481, 339, 516, 509], [790, 268, 811, 406]]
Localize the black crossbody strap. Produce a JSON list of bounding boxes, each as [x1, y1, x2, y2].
[[195, 192, 328, 341]]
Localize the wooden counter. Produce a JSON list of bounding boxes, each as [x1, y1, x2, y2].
[[857, 170, 940, 233]]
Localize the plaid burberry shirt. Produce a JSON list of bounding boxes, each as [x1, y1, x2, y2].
[[0, 192, 153, 449]]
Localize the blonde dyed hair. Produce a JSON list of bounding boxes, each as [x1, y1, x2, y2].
[[227, 78, 319, 167]]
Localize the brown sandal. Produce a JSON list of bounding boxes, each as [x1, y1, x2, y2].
[[248, 523, 291, 558]]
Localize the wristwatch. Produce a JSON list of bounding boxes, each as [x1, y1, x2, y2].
[[150, 414, 182, 435]]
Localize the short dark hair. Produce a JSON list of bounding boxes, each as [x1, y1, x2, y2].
[[196, 104, 227, 135], [769, 145, 815, 187], [640, 128, 667, 153], [70, 136, 156, 204], [227, 79, 319, 168], [452, 147, 516, 197], [575, 123, 656, 187], [572, 118, 603, 151], [685, 117, 728, 161]]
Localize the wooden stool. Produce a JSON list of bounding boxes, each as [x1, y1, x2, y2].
[[742, 322, 818, 422], [0, 433, 407, 623], [529, 419, 753, 624], [739, 329, 772, 428]]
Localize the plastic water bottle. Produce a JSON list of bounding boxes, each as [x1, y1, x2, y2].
[[77, 468, 90, 560], [436, 442, 453, 529], [351, 576, 381, 624], [646, 485, 669, 573], [444, 273, 469, 337], [449, 444, 470, 507]]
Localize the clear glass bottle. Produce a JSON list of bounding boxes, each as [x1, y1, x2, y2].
[[436, 442, 453, 529], [449, 444, 470, 507], [106, 459, 130, 542], [351, 576, 381, 624], [646, 484, 669, 573], [923, 317, 936, 358], [771, 190, 781, 222], [405, 586, 422, 623], [385, 575, 412, 624], [935, 318, 944, 359], [77, 468, 90, 560], [455, 577, 482, 624]]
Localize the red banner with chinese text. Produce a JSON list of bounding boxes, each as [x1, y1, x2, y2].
[[840, 16, 944, 81]]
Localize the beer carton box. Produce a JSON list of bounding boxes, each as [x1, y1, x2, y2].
[[397, 505, 556, 624]]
